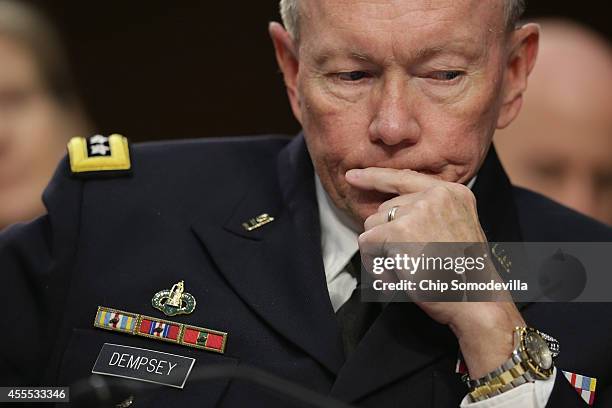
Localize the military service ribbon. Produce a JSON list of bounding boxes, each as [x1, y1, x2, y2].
[[563, 370, 597, 406], [182, 324, 226, 352], [96, 308, 138, 334], [138, 317, 181, 343], [94, 306, 227, 354]]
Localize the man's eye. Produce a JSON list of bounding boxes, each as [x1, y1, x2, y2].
[[428, 71, 464, 81], [337, 71, 371, 82]]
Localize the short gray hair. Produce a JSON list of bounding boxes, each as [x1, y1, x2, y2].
[[279, 0, 526, 42]]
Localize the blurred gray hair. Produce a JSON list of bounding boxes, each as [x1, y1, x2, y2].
[[279, 0, 526, 42]]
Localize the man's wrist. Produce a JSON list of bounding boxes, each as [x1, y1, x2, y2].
[[451, 304, 525, 379]]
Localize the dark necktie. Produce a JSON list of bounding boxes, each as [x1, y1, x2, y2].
[[335, 252, 383, 358]]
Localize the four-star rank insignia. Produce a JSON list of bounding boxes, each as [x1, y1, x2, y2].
[[152, 281, 196, 316], [67, 134, 131, 177]]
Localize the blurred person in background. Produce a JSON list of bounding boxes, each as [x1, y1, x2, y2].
[[495, 19, 612, 225], [0, 0, 89, 230]]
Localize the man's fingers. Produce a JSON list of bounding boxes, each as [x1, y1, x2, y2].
[[378, 192, 423, 213], [345, 167, 442, 194], [364, 193, 425, 230], [364, 206, 402, 231]]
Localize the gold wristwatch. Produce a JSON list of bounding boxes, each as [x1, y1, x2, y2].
[[468, 327, 560, 402]]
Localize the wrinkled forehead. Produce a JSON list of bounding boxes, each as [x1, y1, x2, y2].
[[299, 0, 506, 56]]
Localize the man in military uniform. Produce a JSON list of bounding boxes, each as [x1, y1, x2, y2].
[[1, 0, 611, 407]]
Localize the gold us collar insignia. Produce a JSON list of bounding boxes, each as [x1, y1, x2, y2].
[[242, 213, 274, 231], [152, 280, 196, 316]]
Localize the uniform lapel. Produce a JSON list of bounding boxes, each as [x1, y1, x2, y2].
[[472, 145, 523, 242], [330, 298, 457, 402], [191, 135, 345, 375]]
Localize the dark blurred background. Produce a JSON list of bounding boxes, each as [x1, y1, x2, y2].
[[21, 0, 612, 143]]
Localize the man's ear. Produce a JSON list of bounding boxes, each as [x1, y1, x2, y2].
[[269, 22, 302, 124], [496, 23, 539, 130]]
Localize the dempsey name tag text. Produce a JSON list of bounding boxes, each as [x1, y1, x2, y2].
[[92, 343, 195, 388]]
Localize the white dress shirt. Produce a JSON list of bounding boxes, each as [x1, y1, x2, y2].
[[314, 175, 556, 407]]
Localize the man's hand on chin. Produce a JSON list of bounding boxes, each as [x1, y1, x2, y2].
[[346, 167, 525, 379]]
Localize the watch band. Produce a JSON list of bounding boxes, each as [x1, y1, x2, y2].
[[540, 331, 560, 358], [468, 350, 535, 402], [467, 327, 559, 402]]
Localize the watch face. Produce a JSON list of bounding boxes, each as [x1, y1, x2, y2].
[[525, 331, 553, 370]]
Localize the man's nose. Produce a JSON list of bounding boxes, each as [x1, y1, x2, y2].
[[368, 76, 421, 147]]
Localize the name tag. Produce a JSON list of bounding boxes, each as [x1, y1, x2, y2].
[[92, 343, 195, 388]]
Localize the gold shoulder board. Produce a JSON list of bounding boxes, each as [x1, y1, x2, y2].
[[67, 134, 131, 176]]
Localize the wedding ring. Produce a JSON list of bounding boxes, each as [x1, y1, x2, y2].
[[387, 206, 399, 222]]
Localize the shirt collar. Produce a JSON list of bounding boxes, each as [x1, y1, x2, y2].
[[315, 175, 359, 285]]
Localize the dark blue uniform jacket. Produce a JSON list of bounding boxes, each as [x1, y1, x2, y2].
[[1, 134, 611, 407]]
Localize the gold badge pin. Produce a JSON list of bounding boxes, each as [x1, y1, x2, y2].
[[242, 213, 274, 231], [152, 280, 196, 316]]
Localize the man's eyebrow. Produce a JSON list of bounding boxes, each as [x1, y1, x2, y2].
[[412, 43, 482, 61], [313, 50, 374, 66], [413, 46, 446, 61], [349, 51, 371, 61], [312, 43, 482, 67]]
